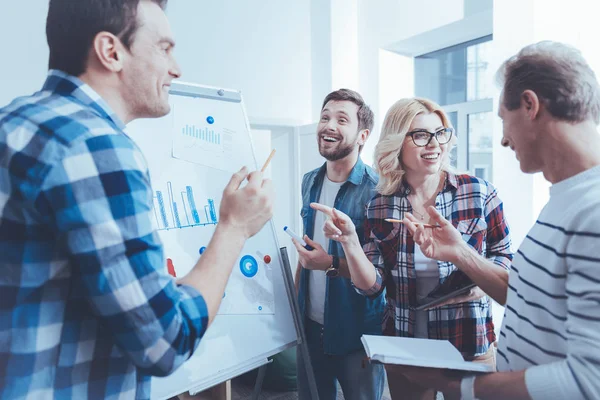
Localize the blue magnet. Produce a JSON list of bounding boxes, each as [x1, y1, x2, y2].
[[239, 255, 258, 278], [258, 306, 263, 311], [207, 116, 215, 124], [199, 246, 207, 255]]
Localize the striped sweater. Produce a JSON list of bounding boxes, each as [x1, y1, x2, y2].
[[497, 165, 600, 399]]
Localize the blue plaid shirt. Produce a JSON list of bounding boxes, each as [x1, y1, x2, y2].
[[0, 70, 209, 399]]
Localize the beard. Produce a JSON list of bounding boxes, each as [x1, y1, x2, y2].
[[318, 130, 359, 161], [319, 142, 356, 161]]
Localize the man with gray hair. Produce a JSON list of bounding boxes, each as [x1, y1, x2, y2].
[[394, 41, 600, 399]]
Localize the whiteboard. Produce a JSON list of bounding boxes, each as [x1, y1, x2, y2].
[[125, 82, 299, 399]]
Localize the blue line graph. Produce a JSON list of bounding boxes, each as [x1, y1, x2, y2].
[[153, 182, 217, 231], [182, 124, 221, 145]]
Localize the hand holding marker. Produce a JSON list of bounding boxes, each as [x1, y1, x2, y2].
[[284, 226, 313, 250]]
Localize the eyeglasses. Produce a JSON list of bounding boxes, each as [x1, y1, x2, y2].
[[407, 127, 454, 147]]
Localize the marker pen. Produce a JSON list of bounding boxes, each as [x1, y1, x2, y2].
[[283, 226, 313, 250]]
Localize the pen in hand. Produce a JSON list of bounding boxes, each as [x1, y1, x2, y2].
[[385, 218, 438, 229], [261, 149, 276, 172], [284, 226, 313, 250]]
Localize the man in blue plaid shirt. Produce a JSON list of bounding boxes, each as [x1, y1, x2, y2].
[[0, 1, 273, 399]]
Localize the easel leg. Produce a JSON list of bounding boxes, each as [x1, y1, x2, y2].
[[298, 335, 320, 400], [279, 247, 320, 400], [251, 364, 268, 400]]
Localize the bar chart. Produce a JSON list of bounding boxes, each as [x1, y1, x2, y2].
[[153, 181, 218, 231], [172, 103, 238, 172], [181, 124, 221, 145]]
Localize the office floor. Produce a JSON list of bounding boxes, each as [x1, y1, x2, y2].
[[179, 375, 445, 400], [230, 376, 392, 400], [230, 375, 442, 400]]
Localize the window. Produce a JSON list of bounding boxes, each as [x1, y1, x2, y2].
[[415, 36, 494, 180], [468, 111, 493, 180], [466, 40, 494, 102], [415, 35, 493, 106]]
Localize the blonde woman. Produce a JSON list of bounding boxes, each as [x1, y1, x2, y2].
[[311, 98, 513, 399]]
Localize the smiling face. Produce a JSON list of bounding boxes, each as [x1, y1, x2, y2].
[[317, 100, 364, 161], [498, 92, 542, 173], [400, 112, 450, 177], [120, 1, 182, 119]]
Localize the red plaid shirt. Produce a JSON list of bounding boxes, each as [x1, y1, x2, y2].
[[359, 172, 513, 357]]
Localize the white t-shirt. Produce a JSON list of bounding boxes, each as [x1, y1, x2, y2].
[[307, 176, 344, 325], [413, 245, 439, 338]]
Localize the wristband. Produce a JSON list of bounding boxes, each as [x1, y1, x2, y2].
[[460, 375, 479, 400]]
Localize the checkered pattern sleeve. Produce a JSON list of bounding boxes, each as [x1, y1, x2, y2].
[[484, 184, 513, 270], [36, 133, 209, 376], [353, 201, 386, 298]]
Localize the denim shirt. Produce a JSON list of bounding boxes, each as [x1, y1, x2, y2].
[[298, 158, 385, 355]]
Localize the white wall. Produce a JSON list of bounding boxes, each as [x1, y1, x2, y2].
[[489, 0, 537, 248], [491, 0, 600, 247], [309, 0, 362, 120], [377, 49, 414, 154], [330, 0, 359, 90], [167, 1, 313, 124], [529, 0, 600, 220], [356, 0, 465, 165], [0, 2, 49, 107], [0, 2, 314, 125], [271, 128, 301, 270], [310, 0, 333, 120], [464, 0, 492, 16]]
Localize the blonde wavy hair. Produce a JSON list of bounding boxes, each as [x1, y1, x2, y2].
[[374, 97, 456, 196]]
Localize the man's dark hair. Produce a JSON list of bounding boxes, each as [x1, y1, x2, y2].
[[46, 0, 168, 76], [321, 89, 374, 152]]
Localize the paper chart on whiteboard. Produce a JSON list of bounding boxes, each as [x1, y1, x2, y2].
[[153, 162, 275, 315], [172, 101, 236, 172]]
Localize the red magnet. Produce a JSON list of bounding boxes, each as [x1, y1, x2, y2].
[[167, 258, 177, 277], [263, 255, 272, 264]]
